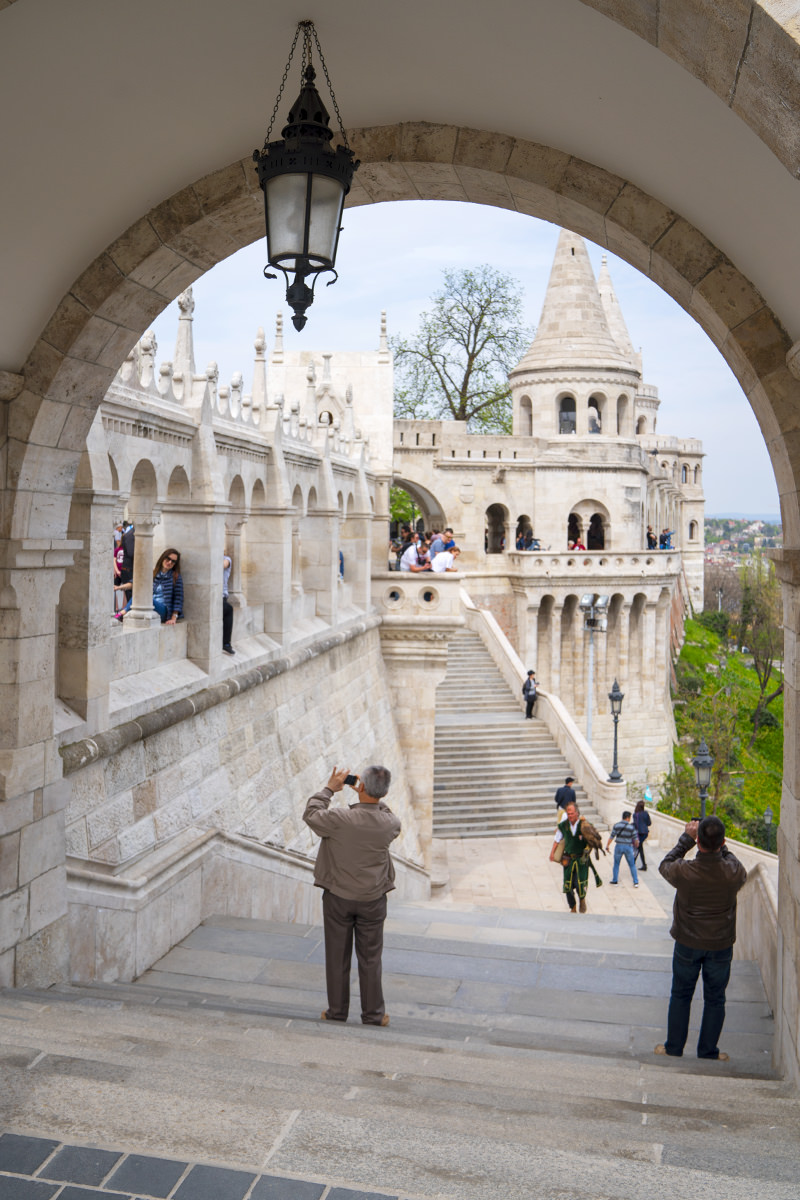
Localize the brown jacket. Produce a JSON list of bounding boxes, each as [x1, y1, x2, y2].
[[659, 832, 747, 950], [303, 788, 401, 901]]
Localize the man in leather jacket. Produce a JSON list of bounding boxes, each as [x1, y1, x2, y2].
[[655, 816, 747, 1060]]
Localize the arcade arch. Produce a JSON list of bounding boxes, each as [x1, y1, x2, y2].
[[391, 476, 447, 533], [5, 108, 800, 1080]]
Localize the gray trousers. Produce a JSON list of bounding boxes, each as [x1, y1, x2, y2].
[[321, 889, 387, 1024]]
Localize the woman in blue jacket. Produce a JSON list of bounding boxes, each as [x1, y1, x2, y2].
[[153, 548, 183, 624]]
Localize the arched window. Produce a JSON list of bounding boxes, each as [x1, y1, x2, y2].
[[485, 503, 508, 554], [588, 396, 602, 434], [519, 395, 532, 436], [567, 512, 581, 546], [515, 514, 536, 550], [694, 465, 700, 484], [689, 520, 698, 540], [559, 396, 576, 435], [636, 415, 647, 435], [616, 394, 629, 436], [587, 513, 605, 550], [681, 464, 688, 483]]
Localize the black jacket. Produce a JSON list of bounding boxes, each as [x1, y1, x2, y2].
[[659, 832, 747, 950]]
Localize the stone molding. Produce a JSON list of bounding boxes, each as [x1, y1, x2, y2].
[[59, 613, 380, 775]]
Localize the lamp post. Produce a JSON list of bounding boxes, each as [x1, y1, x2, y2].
[[764, 806, 773, 854], [608, 678, 624, 781], [578, 593, 609, 745], [253, 21, 359, 331], [692, 738, 714, 820]]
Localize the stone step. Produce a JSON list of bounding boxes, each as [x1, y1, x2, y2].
[[2, 909, 795, 1200]]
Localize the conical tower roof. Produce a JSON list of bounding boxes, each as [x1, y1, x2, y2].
[[513, 230, 633, 373], [597, 254, 637, 365]]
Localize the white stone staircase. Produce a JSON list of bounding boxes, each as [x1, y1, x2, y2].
[[434, 629, 606, 837]]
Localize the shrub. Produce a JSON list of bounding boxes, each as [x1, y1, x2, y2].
[[698, 610, 730, 639]]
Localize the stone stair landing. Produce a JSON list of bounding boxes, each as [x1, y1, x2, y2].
[[434, 629, 605, 836]]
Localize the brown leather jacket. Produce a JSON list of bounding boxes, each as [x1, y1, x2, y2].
[[303, 788, 401, 901], [659, 832, 747, 950]]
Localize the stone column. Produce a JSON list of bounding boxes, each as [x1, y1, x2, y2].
[[260, 511, 293, 644], [371, 474, 392, 577], [165, 502, 226, 670], [379, 629, 449, 869], [548, 600, 562, 698], [57, 490, 114, 727], [641, 601, 657, 708], [0, 539, 79, 988], [772, 551, 800, 1083], [124, 515, 160, 628], [225, 517, 247, 607], [341, 509, 373, 610]]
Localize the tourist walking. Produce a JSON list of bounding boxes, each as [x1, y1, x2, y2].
[[549, 801, 592, 913], [633, 799, 651, 870], [606, 811, 639, 886], [655, 817, 747, 1061], [304, 765, 401, 1026]]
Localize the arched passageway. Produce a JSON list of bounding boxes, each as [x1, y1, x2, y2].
[[4, 4, 800, 1077]]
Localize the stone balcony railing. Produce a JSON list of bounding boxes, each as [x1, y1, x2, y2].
[[501, 549, 683, 581], [372, 571, 466, 626]]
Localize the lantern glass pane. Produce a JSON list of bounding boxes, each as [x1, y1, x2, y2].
[[265, 173, 309, 262], [307, 174, 345, 264]]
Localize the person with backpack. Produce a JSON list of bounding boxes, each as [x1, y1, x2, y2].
[[633, 798, 652, 870], [522, 669, 538, 718]]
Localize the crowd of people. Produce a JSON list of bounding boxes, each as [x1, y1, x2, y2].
[[111, 523, 234, 654], [647, 525, 675, 549], [391, 526, 462, 573]]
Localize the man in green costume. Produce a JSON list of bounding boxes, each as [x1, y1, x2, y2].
[[549, 801, 594, 913]]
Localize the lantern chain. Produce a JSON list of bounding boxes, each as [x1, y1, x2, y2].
[[309, 22, 351, 150], [261, 22, 302, 149]]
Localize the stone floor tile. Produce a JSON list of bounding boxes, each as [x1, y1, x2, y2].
[[327, 1190, 398, 1200], [0, 1179, 59, 1200], [40, 1146, 123, 1186], [0, 1135, 59, 1177], [106, 1153, 189, 1197], [250, 1176, 326, 1199], [172, 1164, 256, 1200]]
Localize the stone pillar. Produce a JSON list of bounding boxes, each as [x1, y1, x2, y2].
[[303, 512, 338, 624], [371, 474, 392, 576], [57, 490, 114, 727], [124, 515, 160, 628], [768, 551, 800, 1083], [641, 601, 657, 708], [379, 629, 449, 869], [165, 503, 226, 670], [341, 509, 373, 610], [0, 540, 79, 988], [225, 517, 247, 607], [549, 601, 562, 698], [523, 601, 539, 672], [261, 512, 293, 644]]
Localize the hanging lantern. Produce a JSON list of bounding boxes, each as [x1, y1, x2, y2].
[[253, 21, 359, 331]]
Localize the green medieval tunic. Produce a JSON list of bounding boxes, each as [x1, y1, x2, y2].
[[558, 816, 590, 898]]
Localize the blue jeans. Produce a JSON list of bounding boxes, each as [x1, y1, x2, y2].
[[611, 843, 638, 884], [153, 598, 171, 623], [665, 942, 733, 1058]]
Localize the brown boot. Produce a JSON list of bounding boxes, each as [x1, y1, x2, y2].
[[579, 898, 587, 913]]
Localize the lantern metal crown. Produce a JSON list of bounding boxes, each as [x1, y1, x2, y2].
[[253, 20, 359, 331]]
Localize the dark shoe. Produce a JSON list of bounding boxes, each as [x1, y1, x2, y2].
[[222, 644, 235, 655], [610, 880, 618, 885], [569, 906, 577, 914], [321, 1011, 347, 1022], [640, 864, 648, 871]]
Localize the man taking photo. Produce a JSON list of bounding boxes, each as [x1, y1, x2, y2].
[[656, 815, 747, 1061], [304, 766, 401, 1027]]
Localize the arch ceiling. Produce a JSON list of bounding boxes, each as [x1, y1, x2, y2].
[[1, 0, 800, 373]]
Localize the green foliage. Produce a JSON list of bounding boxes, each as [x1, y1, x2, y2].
[[391, 266, 531, 434], [662, 617, 783, 845], [697, 610, 730, 639], [389, 486, 417, 527]]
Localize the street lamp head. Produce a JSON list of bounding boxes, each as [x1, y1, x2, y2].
[[579, 593, 596, 611], [608, 678, 624, 715], [764, 806, 773, 826], [692, 738, 714, 791], [253, 21, 359, 331]]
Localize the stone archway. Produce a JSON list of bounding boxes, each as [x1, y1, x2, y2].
[[5, 118, 800, 1084]]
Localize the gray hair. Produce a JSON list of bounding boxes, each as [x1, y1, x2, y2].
[[361, 765, 391, 799]]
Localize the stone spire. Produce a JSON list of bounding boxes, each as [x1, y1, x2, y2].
[[597, 254, 638, 369], [513, 230, 631, 372], [173, 288, 196, 378], [251, 327, 267, 424]]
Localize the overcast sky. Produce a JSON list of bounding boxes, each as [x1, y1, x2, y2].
[[149, 201, 780, 518]]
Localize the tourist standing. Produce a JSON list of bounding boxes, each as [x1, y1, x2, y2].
[[655, 817, 747, 1061], [633, 799, 652, 870], [606, 811, 639, 886], [304, 766, 401, 1026], [522, 669, 537, 719]]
